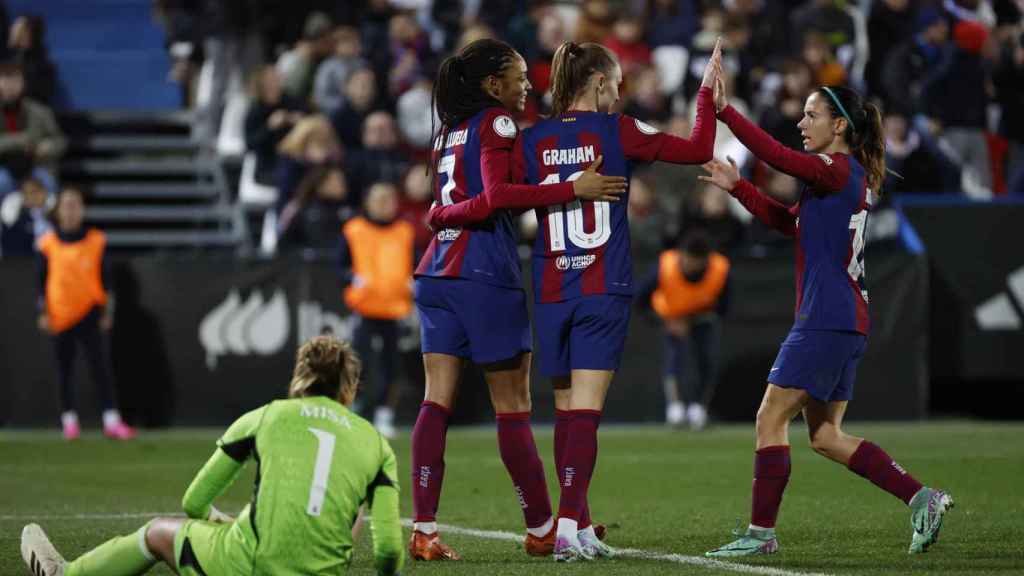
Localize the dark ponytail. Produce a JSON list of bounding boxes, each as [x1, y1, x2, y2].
[[549, 41, 617, 116], [817, 85, 886, 195], [430, 38, 519, 185]]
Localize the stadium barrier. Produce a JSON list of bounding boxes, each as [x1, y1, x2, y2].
[[1, 243, 931, 427]]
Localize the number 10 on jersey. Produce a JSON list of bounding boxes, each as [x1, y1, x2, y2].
[[541, 171, 612, 252]]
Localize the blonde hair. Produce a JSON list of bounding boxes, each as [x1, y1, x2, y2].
[[288, 336, 361, 404], [277, 115, 342, 160], [549, 41, 617, 116]]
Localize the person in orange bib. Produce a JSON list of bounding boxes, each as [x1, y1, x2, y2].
[[36, 187, 134, 440], [637, 229, 730, 430], [338, 181, 415, 438]]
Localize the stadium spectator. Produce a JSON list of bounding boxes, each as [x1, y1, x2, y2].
[[0, 61, 64, 197], [329, 66, 379, 151], [345, 111, 409, 206], [339, 181, 415, 439], [637, 230, 730, 430], [575, 0, 615, 44], [882, 112, 960, 194], [801, 31, 847, 87], [929, 19, 994, 198], [645, 0, 699, 49], [397, 163, 433, 255], [526, 9, 567, 106], [789, 0, 857, 55], [881, 8, 950, 118], [623, 64, 670, 124], [679, 182, 746, 253], [396, 77, 436, 151], [993, 18, 1024, 194], [20, 335, 405, 576], [313, 26, 366, 117], [276, 11, 334, 103], [0, 175, 49, 257], [605, 15, 652, 77], [274, 114, 342, 214], [758, 58, 814, 153], [7, 15, 56, 105], [628, 171, 668, 254], [387, 12, 431, 98], [725, 0, 793, 65], [865, 0, 915, 102], [37, 187, 135, 441], [278, 165, 348, 252], [243, 65, 307, 185]]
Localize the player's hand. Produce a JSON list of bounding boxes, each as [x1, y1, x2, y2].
[[713, 75, 728, 114], [700, 37, 723, 89], [699, 156, 741, 192], [37, 313, 51, 334], [572, 155, 628, 203]]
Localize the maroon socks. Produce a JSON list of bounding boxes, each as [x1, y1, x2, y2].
[[556, 409, 602, 523], [554, 410, 593, 528], [848, 440, 923, 505], [496, 412, 553, 529], [751, 445, 791, 528], [411, 401, 450, 523]]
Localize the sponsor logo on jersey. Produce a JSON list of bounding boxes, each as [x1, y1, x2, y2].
[[635, 118, 659, 135], [554, 253, 597, 271], [436, 228, 462, 242], [975, 265, 1024, 330], [493, 115, 517, 139], [817, 153, 834, 166], [542, 145, 597, 166]]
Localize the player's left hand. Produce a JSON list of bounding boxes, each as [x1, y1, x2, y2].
[[700, 37, 723, 89], [699, 156, 741, 192]]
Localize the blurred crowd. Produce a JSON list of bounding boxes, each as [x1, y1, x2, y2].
[[2, 1, 1023, 259], [152, 0, 1023, 256]]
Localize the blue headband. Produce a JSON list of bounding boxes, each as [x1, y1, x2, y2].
[[821, 86, 855, 133]]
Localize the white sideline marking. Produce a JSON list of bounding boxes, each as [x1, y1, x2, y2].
[[402, 520, 833, 576], [1, 513, 829, 575]]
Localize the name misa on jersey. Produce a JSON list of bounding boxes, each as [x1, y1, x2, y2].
[[300, 403, 353, 429]]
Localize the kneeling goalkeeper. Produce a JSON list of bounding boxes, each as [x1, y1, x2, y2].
[[21, 335, 405, 576]]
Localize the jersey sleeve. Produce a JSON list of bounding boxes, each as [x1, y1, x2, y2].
[[729, 179, 797, 237], [429, 112, 575, 229], [368, 435, 404, 575], [718, 105, 850, 192], [180, 405, 266, 519], [619, 87, 715, 165]]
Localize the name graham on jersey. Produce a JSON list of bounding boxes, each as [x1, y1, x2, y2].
[[300, 404, 353, 429], [543, 145, 596, 166], [434, 129, 468, 150]]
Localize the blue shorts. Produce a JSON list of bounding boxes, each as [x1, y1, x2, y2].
[[768, 329, 867, 402], [535, 295, 632, 378], [415, 276, 531, 364]]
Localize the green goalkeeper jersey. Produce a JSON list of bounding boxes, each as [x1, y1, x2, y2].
[[181, 395, 404, 575]]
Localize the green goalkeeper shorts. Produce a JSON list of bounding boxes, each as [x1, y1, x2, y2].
[[173, 519, 255, 575]]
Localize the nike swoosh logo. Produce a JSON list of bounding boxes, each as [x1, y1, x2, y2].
[[770, 368, 780, 372]]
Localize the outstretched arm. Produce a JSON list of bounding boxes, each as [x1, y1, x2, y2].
[[717, 105, 847, 199], [700, 157, 796, 237], [620, 87, 716, 165]]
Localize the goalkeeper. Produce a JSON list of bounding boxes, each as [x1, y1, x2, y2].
[[21, 335, 405, 576]]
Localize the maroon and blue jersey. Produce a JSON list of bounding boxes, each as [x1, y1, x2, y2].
[[414, 108, 522, 289], [517, 102, 715, 303], [720, 106, 872, 335]]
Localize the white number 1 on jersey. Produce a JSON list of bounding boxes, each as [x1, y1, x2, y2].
[[541, 171, 612, 252], [306, 427, 336, 516]]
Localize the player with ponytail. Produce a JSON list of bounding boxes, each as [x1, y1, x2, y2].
[[410, 38, 626, 562], [700, 77, 952, 556]]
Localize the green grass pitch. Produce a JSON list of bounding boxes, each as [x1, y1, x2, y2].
[[2, 422, 1022, 575]]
